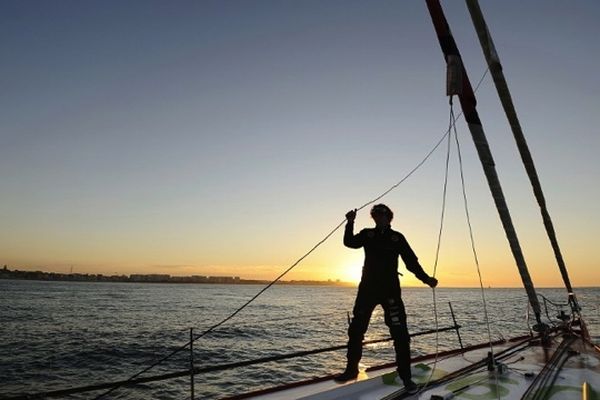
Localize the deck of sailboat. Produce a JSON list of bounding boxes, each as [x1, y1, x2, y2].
[[4, 0, 593, 399], [225, 0, 600, 397], [229, 330, 599, 400]]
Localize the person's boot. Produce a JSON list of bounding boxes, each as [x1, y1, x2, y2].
[[402, 378, 418, 394], [334, 366, 359, 383]]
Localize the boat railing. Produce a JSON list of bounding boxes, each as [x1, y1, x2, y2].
[[5, 303, 464, 400]]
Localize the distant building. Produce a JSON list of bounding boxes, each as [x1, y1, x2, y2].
[[130, 274, 171, 282], [208, 276, 239, 283]]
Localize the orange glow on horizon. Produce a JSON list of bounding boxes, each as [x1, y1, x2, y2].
[[6, 250, 599, 288], [339, 263, 362, 285]]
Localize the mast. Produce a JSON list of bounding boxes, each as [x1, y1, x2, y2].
[[464, 0, 580, 312], [425, 0, 544, 326]]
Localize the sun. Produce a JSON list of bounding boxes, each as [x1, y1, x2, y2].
[[342, 264, 362, 285], [331, 254, 364, 285]]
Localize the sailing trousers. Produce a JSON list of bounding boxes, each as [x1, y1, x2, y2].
[[346, 286, 412, 381]]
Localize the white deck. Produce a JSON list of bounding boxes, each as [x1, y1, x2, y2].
[[237, 335, 600, 400]]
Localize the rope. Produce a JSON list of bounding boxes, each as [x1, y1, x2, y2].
[[452, 100, 501, 400], [452, 103, 494, 352], [7, 326, 468, 400], [354, 129, 448, 213], [354, 65, 489, 213], [538, 294, 569, 308], [94, 223, 346, 399], [418, 98, 453, 394], [383, 337, 533, 400], [95, 66, 494, 400], [93, 116, 457, 400], [417, 66, 489, 394]]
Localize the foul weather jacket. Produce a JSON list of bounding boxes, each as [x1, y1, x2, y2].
[[344, 222, 430, 292]]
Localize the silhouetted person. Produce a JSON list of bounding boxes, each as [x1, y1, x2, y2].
[[335, 204, 438, 393]]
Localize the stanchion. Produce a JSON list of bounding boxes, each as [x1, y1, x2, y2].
[[449, 302, 463, 349], [190, 328, 195, 400]]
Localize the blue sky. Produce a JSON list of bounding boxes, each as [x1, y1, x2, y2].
[[1, 1, 599, 287]]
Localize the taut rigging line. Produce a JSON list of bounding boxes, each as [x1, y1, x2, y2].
[[93, 70, 491, 399]]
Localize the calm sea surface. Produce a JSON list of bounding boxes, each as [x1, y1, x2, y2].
[[1, 280, 598, 399]]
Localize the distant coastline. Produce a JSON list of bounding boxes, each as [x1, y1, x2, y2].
[[0, 266, 355, 287]]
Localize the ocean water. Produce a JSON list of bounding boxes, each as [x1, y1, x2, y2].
[[1, 280, 598, 399]]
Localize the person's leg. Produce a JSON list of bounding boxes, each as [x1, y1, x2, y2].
[[347, 297, 376, 368], [382, 294, 414, 387], [335, 288, 376, 382]]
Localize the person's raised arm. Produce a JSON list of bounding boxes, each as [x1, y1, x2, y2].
[[343, 209, 363, 249]]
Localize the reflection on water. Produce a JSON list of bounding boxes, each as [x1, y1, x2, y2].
[[1, 280, 598, 399]]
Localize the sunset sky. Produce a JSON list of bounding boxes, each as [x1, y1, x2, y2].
[[2, 1, 599, 287]]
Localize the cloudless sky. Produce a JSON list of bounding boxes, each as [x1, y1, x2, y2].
[[1, 1, 599, 287]]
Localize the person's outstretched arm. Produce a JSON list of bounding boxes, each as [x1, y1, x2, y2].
[[398, 235, 438, 288]]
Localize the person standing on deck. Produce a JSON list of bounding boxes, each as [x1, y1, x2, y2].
[[335, 204, 438, 393]]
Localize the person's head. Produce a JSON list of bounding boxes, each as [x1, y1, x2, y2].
[[370, 204, 393, 227]]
